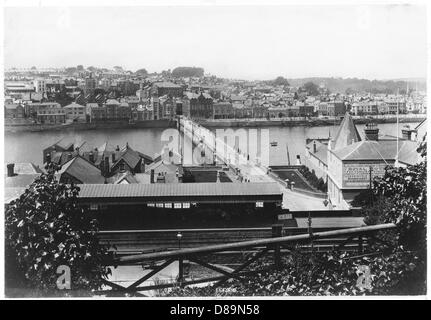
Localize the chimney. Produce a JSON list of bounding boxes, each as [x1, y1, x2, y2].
[[7, 163, 15, 177], [112, 153, 116, 163], [89, 151, 94, 163], [46, 152, 52, 164], [150, 169, 155, 183], [402, 125, 412, 140], [295, 155, 301, 165], [313, 141, 317, 153], [364, 122, 379, 141]]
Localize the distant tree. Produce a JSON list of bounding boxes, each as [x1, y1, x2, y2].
[[135, 68, 148, 76], [272, 76, 290, 87], [172, 67, 204, 78], [302, 82, 320, 96], [5, 171, 112, 297], [113, 66, 123, 73], [76, 65, 84, 71], [53, 90, 74, 107], [87, 66, 96, 72], [65, 67, 77, 75], [31, 66, 37, 70]]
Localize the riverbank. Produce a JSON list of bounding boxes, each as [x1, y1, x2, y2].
[[197, 116, 426, 128], [4, 119, 177, 133], [4, 116, 425, 133]]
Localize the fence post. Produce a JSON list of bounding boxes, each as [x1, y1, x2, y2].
[[272, 224, 283, 269], [178, 258, 184, 286]]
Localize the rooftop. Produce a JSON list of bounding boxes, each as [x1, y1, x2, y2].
[[331, 113, 362, 150], [77, 182, 282, 203]]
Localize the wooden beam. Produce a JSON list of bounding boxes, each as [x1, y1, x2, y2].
[[127, 258, 176, 290], [189, 257, 237, 279], [114, 223, 396, 264], [214, 248, 269, 288]]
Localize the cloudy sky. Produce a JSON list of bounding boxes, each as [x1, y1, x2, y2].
[[3, 4, 427, 80]]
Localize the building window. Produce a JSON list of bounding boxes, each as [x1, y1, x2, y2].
[[147, 203, 155, 207], [156, 203, 163, 208], [174, 203, 182, 209], [90, 203, 98, 211], [164, 203, 172, 209], [182, 203, 190, 208], [256, 201, 264, 208]]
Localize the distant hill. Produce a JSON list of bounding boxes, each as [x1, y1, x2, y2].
[[287, 77, 426, 94]]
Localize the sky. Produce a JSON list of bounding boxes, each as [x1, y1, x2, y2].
[[3, 4, 428, 80]]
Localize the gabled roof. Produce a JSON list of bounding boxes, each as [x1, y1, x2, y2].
[[56, 156, 104, 184], [332, 113, 362, 150], [115, 148, 141, 169], [306, 140, 328, 165], [332, 139, 419, 165]]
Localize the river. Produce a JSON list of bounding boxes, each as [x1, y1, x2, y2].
[[4, 122, 421, 167]]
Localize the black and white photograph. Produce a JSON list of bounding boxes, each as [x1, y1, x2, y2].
[[0, 0, 429, 302]]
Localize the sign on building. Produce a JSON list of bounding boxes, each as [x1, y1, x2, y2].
[[342, 163, 388, 188]]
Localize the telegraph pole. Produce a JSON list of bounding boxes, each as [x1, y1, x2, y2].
[[369, 166, 373, 205]]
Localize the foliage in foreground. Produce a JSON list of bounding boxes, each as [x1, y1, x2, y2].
[[5, 172, 112, 297]]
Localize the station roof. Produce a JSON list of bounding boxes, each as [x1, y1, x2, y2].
[[77, 182, 282, 204]]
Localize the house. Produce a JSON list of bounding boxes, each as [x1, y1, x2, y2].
[[55, 156, 105, 184], [151, 81, 184, 97], [64, 102, 86, 122], [43, 139, 86, 165], [4, 103, 25, 119], [145, 159, 184, 184], [81, 143, 153, 177], [304, 139, 329, 180]]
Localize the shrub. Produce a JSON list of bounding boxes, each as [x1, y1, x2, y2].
[[5, 173, 112, 296]]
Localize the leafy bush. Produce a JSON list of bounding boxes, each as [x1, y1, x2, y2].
[[299, 166, 327, 192], [5, 172, 112, 297]]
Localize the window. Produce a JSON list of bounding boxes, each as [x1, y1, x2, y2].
[[256, 201, 264, 208], [174, 203, 182, 209], [164, 203, 172, 209], [156, 203, 163, 208], [90, 203, 98, 211], [147, 203, 155, 207], [182, 203, 190, 208]]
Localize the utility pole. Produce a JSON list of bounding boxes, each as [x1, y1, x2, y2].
[[369, 166, 373, 205]]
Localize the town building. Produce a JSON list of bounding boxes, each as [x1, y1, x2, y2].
[[63, 102, 86, 122], [183, 92, 213, 119], [151, 81, 184, 97], [326, 113, 420, 209], [4, 103, 25, 119]]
